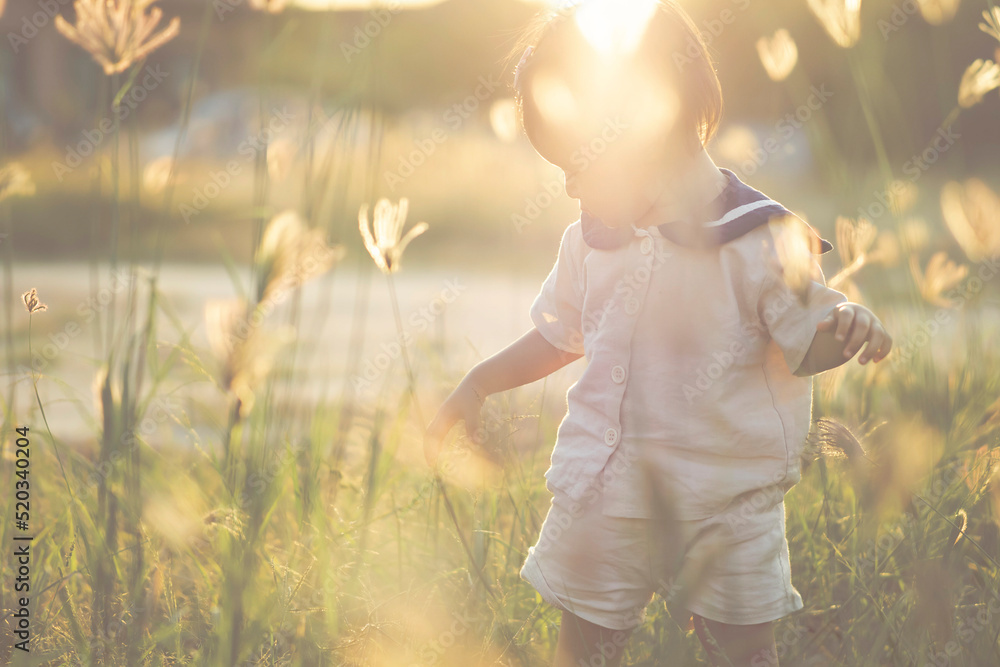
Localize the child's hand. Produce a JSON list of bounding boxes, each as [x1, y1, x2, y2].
[[816, 303, 892, 365], [423, 377, 487, 468]]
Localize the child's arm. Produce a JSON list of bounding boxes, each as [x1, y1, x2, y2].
[[795, 302, 893, 376], [424, 326, 583, 466]]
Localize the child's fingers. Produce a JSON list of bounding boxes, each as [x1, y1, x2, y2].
[[842, 310, 871, 358], [816, 305, 847, 332], [833, 307, 857, 344], [859, 327, 891, 364]]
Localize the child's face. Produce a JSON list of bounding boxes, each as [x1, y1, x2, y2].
[[556, 133, 675, 228], [524, 72, 685, 228]]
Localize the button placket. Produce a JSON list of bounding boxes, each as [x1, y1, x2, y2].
[[603, 230, 653, 454]]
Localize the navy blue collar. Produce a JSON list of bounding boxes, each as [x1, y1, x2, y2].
[[580, 168, 834, 254]]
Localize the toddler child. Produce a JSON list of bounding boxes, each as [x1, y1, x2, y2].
[[426, 2, 892, 665]]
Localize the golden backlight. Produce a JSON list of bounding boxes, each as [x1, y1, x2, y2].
[[573, 0, 660, 56]]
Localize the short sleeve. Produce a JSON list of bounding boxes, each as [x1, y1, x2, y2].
[[529, 222, 587, 355], [756, 246, 848, 376]]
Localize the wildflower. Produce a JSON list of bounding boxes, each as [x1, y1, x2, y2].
[[756, 29, 798, 82], [916, 0, 961, 26], [980, 7, 1000, 43], [963, 445, 1000, 492], [204, 298, 294, 417], [202, 508, 245, 539], [835, 216, 876, 269], [358, 198, 428, 274], [909, 251, 968, 308], [947, 509, 967, 548], [0, 163, 36, 202], [21, 288, 48, 314], [807, 0, 862, 49], [957, 59, 1000, 108], [940, 178, 1000, 262], [813, 417, 870, 463], [255, 210, 344, 303], [55, 0, 181, 76]]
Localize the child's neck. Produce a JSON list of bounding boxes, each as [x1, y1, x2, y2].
[[633, 149, 729, 228]]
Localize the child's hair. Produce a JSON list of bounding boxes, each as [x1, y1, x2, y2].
[[507, 0, 723, 166]]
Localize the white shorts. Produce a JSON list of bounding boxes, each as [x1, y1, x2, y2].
[[519, 482, 804, 631]]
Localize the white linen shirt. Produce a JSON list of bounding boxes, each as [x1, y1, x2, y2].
[[529, 170, 849, 520]]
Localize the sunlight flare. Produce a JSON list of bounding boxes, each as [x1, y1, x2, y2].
[[529, 72, 582, 128], [710, 125, 760, 165], [573, 0, 659, 56], [756, 29, 798, 82], [489, 98, 519, 143]]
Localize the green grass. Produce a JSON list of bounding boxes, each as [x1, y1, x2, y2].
[[3, 258, 1000, 665]]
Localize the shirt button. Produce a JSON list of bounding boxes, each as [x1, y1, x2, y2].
[[640, 236, 653, 255], [625, 298, 640, 315], [604, 427, 619, 446], [611, 365, 626, 384]]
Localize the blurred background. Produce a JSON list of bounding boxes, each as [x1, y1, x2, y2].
[[2, 0, 997, 264]]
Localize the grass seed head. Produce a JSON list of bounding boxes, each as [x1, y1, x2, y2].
[[21, 287, 48, 314], [807, 0, 862, 49], [957, 59, 1000, 108], [55, 0, 181, 77], [358, 198, 428, 274]]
